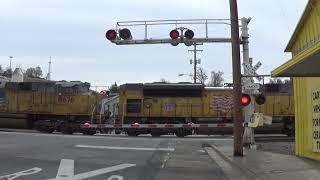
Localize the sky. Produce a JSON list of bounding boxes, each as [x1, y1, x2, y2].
[[0, 0, 309, 87]]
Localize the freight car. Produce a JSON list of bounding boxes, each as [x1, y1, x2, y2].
[[0, 81, 100, 134], [87, 82, 294, 137]]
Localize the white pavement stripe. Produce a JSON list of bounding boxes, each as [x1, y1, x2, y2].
[[0, 168, 42, 180], [67, 164, 135, 180], [56, 159, 74, 178], [107, 175, 123, 180], [75, 145, 175, 152]]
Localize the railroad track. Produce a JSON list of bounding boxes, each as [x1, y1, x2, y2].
[[0, 128, 295, 141]]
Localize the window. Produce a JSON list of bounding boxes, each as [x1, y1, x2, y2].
[[126, 99, 141, 113]]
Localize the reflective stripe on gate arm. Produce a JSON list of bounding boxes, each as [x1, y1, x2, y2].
[[81, 123, 233, 129]]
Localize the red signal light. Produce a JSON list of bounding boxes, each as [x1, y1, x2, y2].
[[241, 94, 251, 106], [184, 29, 194, 39], [106, 29, 117, 41], [170, 29, 180, 39], [119, 28, 132, 40], [99, 90, 106, 96]]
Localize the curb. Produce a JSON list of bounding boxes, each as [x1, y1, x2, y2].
[[0, 128, 38, 133], [208, 143, 256, 180]]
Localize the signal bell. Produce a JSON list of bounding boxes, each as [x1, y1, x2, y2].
[[241, 94, 251, 106]]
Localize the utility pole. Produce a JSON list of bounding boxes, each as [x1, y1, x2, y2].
[[47, 56, 52, 80], [188, 43, 203, 83], [229, 0, 244, 156], [9, 56, 13, 72]]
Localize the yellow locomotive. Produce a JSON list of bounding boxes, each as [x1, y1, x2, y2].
[[116, 83, 294, 136], [0, 81, 99, 134]]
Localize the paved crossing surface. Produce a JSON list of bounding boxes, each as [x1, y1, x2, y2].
[[0, 131, 228, 180]]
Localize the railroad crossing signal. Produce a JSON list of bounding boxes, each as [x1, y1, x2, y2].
[[243, 61, 263, 81], [169, 29, 180, 39], [243, 83, 260, 90], [242, 93, 266, 106], [107, 27, 196, 47], [104, 19, 232, 46], [119, 28, 132, 40], [99, 91, 106, 96], [106, 30, 117, 41], [241, 94, 251, 106], [255, 94, 266, 105], [99, 90, 110, 97], [184, 29, 194, 39], [104, 18, 246, 156], [253, 62, 262, 72]]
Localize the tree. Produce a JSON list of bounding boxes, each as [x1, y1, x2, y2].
[[2, 67, 12, 78], [207, 71, 224, 87], [25, 66, 43, 78], [25, 68, 36, 77], [0, 65, 4, 75], [195, 67, 208, 84], [160, 78, 169, 83], [269, 78, 283, 84], [35, 66, 43, 77], [109, 82, 119, 93], [284, 78, 293, 84]]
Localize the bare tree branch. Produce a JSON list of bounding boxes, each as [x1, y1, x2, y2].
[[196, 67, 208, 84], [207, 71, 224, 87]]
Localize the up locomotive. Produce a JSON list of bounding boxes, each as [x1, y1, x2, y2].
[[108, 83, 294, 136], [0, 81, 99, 134]]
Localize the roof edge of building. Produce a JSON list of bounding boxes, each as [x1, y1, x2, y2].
[[285, 0, 314, 52]]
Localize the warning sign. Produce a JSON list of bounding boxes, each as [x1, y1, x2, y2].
[[312, 89, 320, 152]]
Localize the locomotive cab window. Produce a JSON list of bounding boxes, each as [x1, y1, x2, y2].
[[126, 99, 141, 113]]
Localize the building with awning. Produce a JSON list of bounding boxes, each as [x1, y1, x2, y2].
[[271, 0, 320, 160]]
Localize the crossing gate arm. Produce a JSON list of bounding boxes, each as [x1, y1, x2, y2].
[[80, 123, 234, 129]]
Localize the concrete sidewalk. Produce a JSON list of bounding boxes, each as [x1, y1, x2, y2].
[[206, 140, 320, 180]]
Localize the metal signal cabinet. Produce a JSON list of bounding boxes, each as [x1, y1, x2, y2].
[[272, 0, 320, 160]]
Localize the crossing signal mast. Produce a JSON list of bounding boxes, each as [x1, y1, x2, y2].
[[105, 18, 252, 156], [105, 19, 232, 46]]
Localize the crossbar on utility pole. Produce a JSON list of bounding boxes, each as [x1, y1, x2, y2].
[[188, 43, 203, 83], [229, 0, 244, 156]]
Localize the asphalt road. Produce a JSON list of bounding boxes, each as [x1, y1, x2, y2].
[[0, 131, 229, 180]]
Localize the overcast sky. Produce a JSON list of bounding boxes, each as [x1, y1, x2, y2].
[[0, 0, 308, 87]]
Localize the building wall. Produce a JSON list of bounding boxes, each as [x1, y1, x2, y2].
[[291, 0, 320, 56], [294, 77, 320, 160]]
